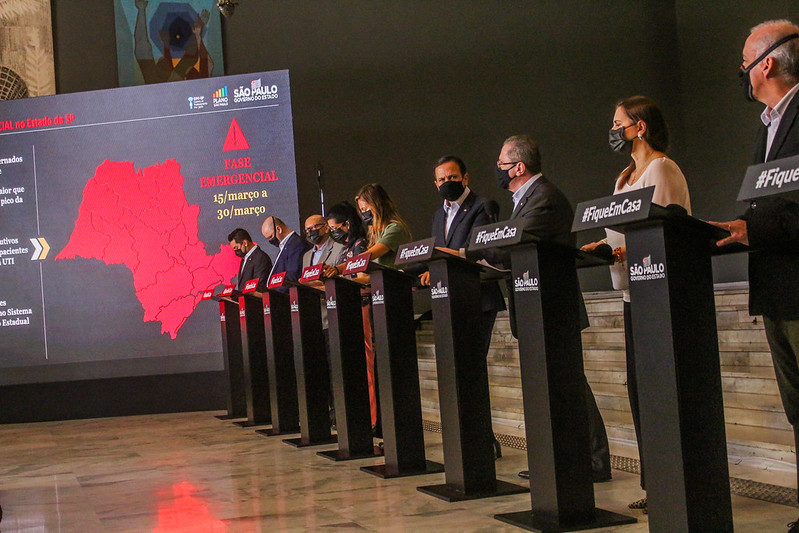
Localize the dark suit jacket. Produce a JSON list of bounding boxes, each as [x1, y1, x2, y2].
[[432, 190, 505, 313], [472, 176, 585, 336], [741, 89, 799, 319], [270, 232, 312, 284], [235, 245, 273, 292], [475, 176, 575, 268]]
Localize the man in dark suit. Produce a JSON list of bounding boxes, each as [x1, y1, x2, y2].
[[227, 227, 273, 292], [261, 216, 311, 288], [479, 134, 611, 482], [709, 21, 799, 524], [421, 155, 506, 457]]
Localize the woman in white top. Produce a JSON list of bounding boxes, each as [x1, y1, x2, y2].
[[582, 95, 691, 513]]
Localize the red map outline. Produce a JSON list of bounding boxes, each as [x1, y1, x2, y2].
[[56, 159, 239, 338]]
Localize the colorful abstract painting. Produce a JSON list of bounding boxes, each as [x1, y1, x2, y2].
[[115, 0, 224, 86]]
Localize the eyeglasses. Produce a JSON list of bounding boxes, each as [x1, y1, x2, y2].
[[304, 222, 326, 232], [496, 160, 520, 168]]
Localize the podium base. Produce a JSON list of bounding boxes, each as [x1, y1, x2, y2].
[[494, 507, 636, 532], [233, 420, 270, 428], [283, 436, 338, 448], [360, 460, 444, 479], [255, 426, 300, 437], [214, 414, 244, 420], [317, 446, 383, 462], [417, 479, 528, 502]]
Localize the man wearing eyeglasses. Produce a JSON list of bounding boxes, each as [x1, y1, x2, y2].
[[476, 134, 611, 483], [302, 214, 344, 278], [708, 20, 799, 528]]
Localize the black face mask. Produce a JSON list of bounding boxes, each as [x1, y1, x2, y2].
[[266, 216, 281, 247], [438, 180, 465, 201], [361, 209, 373, 226], [329, 227, 348, 244], [495, 165, 515, 190], [306, 228, 324, 245], [234, 247, 246, 258], [739, 33, 799, 102], [608, 126, 634, 154]]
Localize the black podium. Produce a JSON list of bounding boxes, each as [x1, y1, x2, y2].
[[304, 264, 382, 461], [398, 239, 528, 502], [255, 288, 300, 436], [358, 258, 444, 478], [272, 272, 336, 448], [210, 286, 246, 420], [467, 222, 634, 531], [574, 190, 733, 532], [233, 285, 272, 428]]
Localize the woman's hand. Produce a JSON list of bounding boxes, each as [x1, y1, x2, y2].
[[419, 271, 430, 286], [580, 241, 601, 252], [613, 246, 626, 264]]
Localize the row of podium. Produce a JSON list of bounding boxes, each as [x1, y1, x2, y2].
[[206, 188, 738, 532]]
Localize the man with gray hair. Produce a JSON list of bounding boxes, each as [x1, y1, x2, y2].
[[709, 20, 799, 528], [477, 134, 612, 483]]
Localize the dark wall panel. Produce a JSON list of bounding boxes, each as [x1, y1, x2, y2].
[[0, 372, 225, 423]]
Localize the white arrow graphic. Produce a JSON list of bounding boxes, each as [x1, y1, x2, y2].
[[29, 237, 50, 260], [30, 237, 42, 260]]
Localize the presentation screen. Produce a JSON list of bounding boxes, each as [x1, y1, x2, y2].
[[0, 70, 299, 386]]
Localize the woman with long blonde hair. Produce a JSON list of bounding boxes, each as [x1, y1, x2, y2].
[[354, 183, 412, 266]]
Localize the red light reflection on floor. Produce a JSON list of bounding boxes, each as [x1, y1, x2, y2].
[[154, 481, 226, 532]]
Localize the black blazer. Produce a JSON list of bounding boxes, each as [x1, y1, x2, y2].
[[475, 176, 575, 268], [432, 190, 505, 313], [235, 245, 273, 292], [471, 176, 586, 336], [742, 90, 799, 319], [270, 232, 312, 284]]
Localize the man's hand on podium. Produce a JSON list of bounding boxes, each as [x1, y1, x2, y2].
[[435, 246, 463, 257], [707, 219, 748, 247]]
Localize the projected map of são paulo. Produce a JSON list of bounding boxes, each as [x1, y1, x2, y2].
[[56, 159, 240, 339]]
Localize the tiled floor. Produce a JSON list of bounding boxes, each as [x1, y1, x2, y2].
[[0, 411, 797, 532]]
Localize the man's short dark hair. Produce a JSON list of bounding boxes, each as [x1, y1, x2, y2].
[[228, 228, 252, 243], [436, 155, 467, 176], [503, 135, 542, 175]]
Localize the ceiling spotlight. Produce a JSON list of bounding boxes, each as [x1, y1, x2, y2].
[[217, 0, 238, 18]]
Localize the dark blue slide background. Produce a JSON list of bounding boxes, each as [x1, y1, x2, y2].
[[0, 70, 298, 385]]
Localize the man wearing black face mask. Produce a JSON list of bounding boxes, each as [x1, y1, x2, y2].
[[227, 227, 273, 291], [470, 135, 611, 483], [262, 215, 311, 289], [420, 155, 506, 457], [302, 214, 345, 279], [708, 20, 799, 527]]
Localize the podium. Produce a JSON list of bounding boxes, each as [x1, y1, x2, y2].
[[211, 287, 246, 420], [398, 239, 527, 502], [573, 190, 733, 532], [308, 265, 382, 461], [273, 273, 336, 448], [468, 223, 634, 531], [255, 288, 300, 436], [359, 259, 444, 478], [233, 289, 272, 427]]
